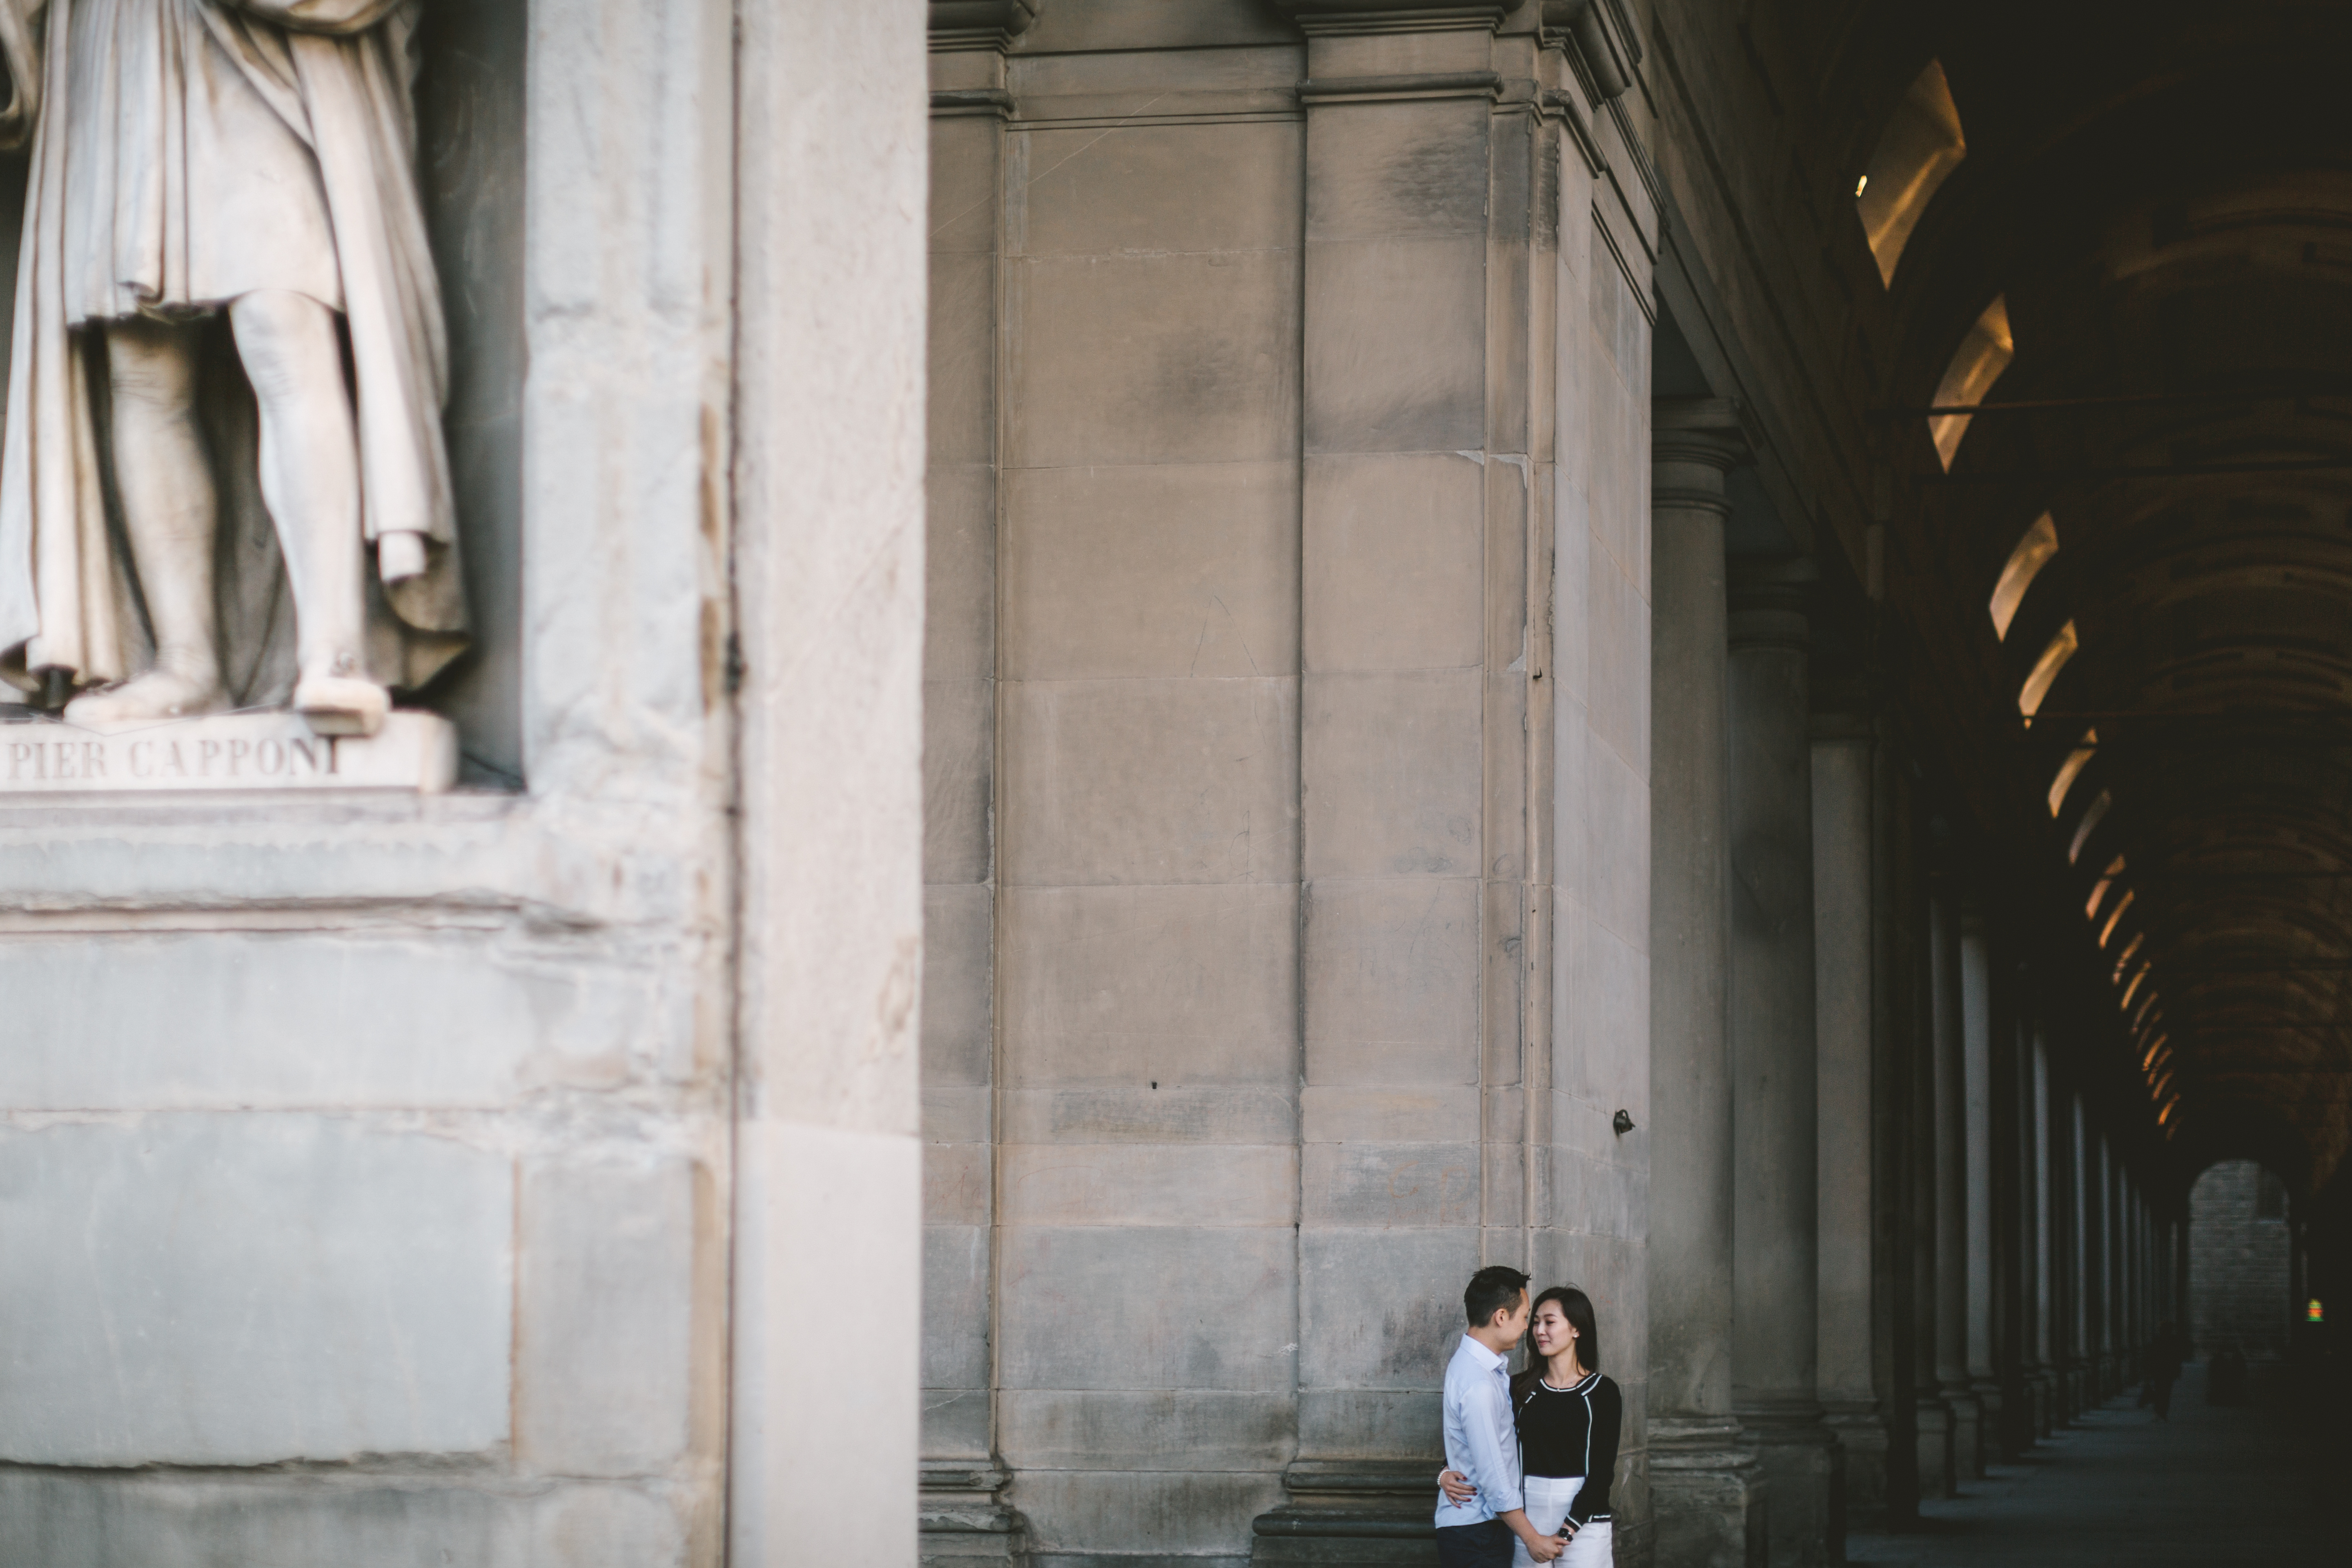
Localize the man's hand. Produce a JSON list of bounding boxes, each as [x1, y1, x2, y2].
[[1437, 1469, 1477, 1506]]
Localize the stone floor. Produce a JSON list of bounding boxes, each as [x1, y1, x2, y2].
[[1846, 1361, 2343, 1565]]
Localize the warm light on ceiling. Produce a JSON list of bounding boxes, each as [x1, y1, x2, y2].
[[2069, 790, 2112, 864], [2099, 889, 2136, 947], [2020, 620, 2079, 720], [2050, 728, 2096, 816], [2120, 963, 2151, 1011], [1931, 296, 2014, 468], [1992, 514, 2060, 641]]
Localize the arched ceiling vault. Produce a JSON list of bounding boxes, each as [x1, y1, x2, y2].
[[1828, 0, 2352, 1198]]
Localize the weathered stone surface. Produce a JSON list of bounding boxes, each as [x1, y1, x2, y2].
[[0, 930, 669, 1109], [0, 1472, 523, 1568], [1000, 883, 1300, 1085], [999, 1226, 1293, 1392], [1000, 678, 1298, 887], [0, 1115, 512, 1465], [516, 1155, 703, 1478]]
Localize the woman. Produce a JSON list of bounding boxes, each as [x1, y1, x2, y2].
[[1439, 1285, 1621, 1567]]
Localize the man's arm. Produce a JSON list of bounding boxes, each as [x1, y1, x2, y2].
[[1452, 1378, 1523, 1519], [1455, 1378, 1563, 1559]]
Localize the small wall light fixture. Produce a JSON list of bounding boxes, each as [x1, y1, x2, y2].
[[1613, 1109, 1635, 1137]]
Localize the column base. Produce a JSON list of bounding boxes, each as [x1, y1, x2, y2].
[[1972, 1380, 2008, 1463], [2031, 1372, 2056, 1437], [1912, 1397, 1953, 1501], [1821, 1401, 1890, 1525], [1651, 1417, 1768, 1568], [1737, 1403, 1840, 1568], [1942, 1389, 1982, 1482], [1249, 1461, 1439, 1567], [920, 1462, 1022, 1566]]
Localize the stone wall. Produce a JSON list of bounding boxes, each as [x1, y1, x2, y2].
[[921, 3, 1653, 1563], [0, 4, 931, 1564], [2189, 1161, 2294, 1362]]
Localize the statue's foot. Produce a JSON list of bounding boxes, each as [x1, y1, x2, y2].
[[63, 668, 227, 726], [294, 674, 390, 738]]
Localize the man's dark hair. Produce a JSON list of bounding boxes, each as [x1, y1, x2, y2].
[[1463, 1265, 1530, 1329]]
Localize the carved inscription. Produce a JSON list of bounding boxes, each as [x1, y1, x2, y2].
[[0, 712, 456, 796]]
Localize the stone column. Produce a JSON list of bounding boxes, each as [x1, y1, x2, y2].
[[1928, 886, 1980, 1473], [734, 2, 929, 1558], [1873, 732, 1921, 1522], [917, 5, 1027, 1555], [1649, 408, 1767, 1568], [2029, 1028, 2055, 1436], [1958, 915, 1997, 1474], [2069, 1095, 2091, 1414], [1257, 7, 1642, 1559], [2107, 1133, 2126, 1392], [1908, 851, 1951, 1496], [1728, 560, 1839, 1567], [1813, 712, 1889, 1516]]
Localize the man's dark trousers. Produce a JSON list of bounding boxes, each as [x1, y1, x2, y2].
[[1435, 1517, 1515, 1568]]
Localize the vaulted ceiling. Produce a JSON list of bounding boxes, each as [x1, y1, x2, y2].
[[1836, 0, 2352, 1200]]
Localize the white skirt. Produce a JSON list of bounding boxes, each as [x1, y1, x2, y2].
[[1514, 1474, 1615, 1567]]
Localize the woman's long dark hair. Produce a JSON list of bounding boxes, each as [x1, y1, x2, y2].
[[1512, 1285, 1601, 1399]]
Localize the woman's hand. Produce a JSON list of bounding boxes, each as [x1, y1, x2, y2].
[[1437, 1469, 1477, 1506]]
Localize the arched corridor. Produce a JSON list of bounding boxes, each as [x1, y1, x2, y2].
[[913, 3, 2352, 1565]]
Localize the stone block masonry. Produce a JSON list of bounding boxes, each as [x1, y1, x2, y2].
[[2189, 1162, 2292, 1361]]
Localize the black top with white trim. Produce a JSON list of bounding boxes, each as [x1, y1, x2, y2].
[[1513, 1370, 1621, 1526]]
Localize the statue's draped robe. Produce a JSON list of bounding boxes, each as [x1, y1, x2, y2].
[[0, 0, 463, 699]]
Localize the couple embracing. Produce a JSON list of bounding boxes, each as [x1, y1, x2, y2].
[[1434, 1266, 1621, 1567]]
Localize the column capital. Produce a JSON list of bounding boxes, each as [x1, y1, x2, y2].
[[1653, 400, 1746, 516], [1541, 1, 1640, 101], [1728, 556, 1816, 651], [929, 0, 1041, 52]]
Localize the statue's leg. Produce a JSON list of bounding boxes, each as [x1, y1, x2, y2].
[[228, 289, 384, 737], [62, 316, 229, 724]]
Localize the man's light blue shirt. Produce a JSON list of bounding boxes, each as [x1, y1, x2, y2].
[[1436, 1333, 1523, 1529]]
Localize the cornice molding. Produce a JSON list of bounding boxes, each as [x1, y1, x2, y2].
[[1270, 1, 1506, 37], [1541, 0, 1639, 101], [929, 0, 1040, 52]]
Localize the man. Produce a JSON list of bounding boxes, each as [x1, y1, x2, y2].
[[1437, 1265, 1565, 1567]]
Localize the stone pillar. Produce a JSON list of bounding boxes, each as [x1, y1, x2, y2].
[[2106, 1153, 2121, 1386], [1813, 713, 1889, 1517], [918, 6, 1027, 1558], [1908, 853, 1951, 1497], [2028, 1029, 2055, 1436], [1649, 408, 1768, 1568], [1253, 7, 1654, 1560], [1927, 887, 1980, 1474], [1958, 915, 1997, 1474], [2107, 1133, 2126, 1392], [2069, 1096, 2092, 1414], [1728, 561, 1838, 1567], [734, 2, 929, 1559], [1872, 732, 1921, 1522]]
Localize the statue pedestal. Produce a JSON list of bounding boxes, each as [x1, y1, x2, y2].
[[0, 711, 457, 797]]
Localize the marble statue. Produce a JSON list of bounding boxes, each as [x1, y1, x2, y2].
[[0, 0, 465, 736]]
